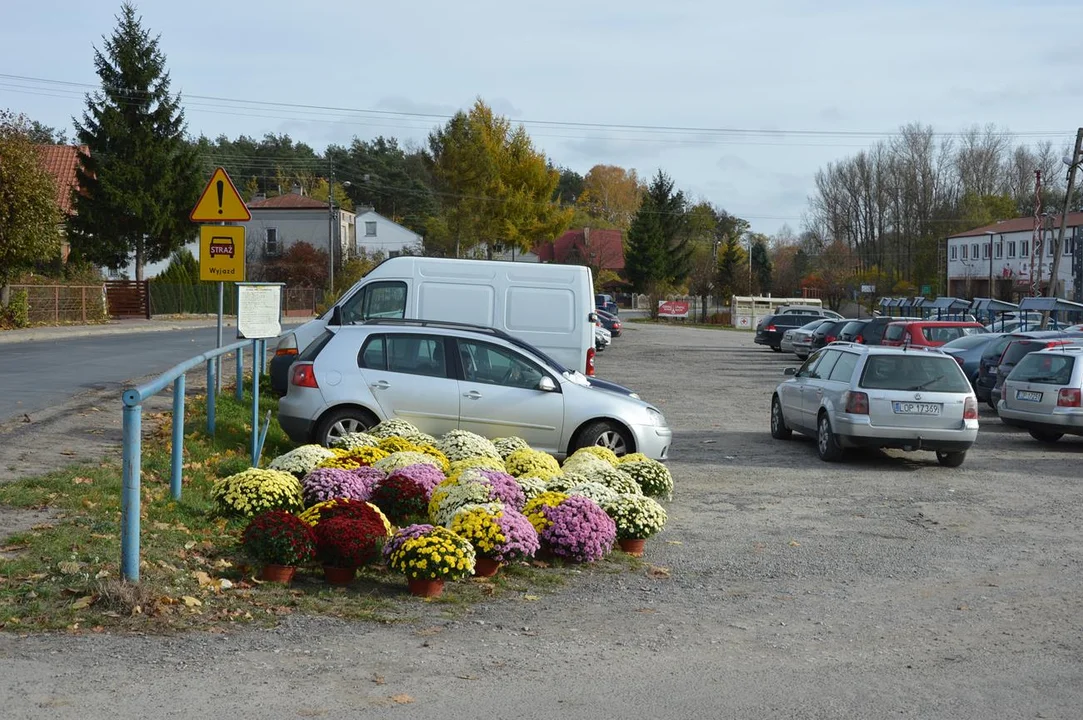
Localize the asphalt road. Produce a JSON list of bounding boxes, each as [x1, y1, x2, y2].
[[0, 328, 240, 423]]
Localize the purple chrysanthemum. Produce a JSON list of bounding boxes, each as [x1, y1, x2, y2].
[[539, 495, 616, 563], [474, 469, 526, 510], [492, 508, 540, 562], [382, 523, 436, 562], [390, 463, 446, 496], [301, 467, 382, 506]]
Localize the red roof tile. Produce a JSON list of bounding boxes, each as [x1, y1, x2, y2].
[[535, 228, 625, 270], [248, 192, 329, 210], [949, 212, 1083, 238], [34, 144, 87, 215]]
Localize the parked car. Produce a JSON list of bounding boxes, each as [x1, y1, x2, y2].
[[596, 309, 622, 337], [857, 316, 923, 346], [837, 319, 872, 344], [989, 333, 1083, 408], [278, 319, 672, 459], [998, 346, 1083, 443], [777, 305, 844, 320], [809, 319, 854, 352], [594, 323, 611, 351], [780, 328, 797, 355], [880, 320, 986, 348], [939, 333, 1005, 386], [770, 343, 978, 466], [595, 293, 619, 315], [754, 313, 825, 352], [790, 319, 834, 360], [271, 256, 598, 396], [974, 333, 1017, 406]]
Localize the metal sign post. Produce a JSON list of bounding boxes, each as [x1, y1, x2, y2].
[[237, 282, 285, 465]]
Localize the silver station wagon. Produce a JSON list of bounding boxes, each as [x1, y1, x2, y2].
[[770, 343, 979, 466]]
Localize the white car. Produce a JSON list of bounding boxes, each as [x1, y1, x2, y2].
[[278, 319, 672, 459]]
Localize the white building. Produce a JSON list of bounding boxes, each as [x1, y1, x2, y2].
[[246, 192, 355, 267], [354, 208, 422, 257], [946, 213, 1083, 299]]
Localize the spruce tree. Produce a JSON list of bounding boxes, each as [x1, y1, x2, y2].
[[642, 170, 690, 283], [624, 194, 669, 318], [70, 3, 201, 280]]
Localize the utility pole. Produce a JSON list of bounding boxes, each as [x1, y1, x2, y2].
[[327, 157, 335, 298], [1042, 127, 1083, 327]]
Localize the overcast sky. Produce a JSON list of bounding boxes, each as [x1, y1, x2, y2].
[[2, 0, 1082, 236]]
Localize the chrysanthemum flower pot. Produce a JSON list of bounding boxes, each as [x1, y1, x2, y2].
[[407, 577, 445, 598], [260, 564, 297, 584], [473, 557, 501, 577], [617, 538, 646, 557], [322, 565, 357, 586]]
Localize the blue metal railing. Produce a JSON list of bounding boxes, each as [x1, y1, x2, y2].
[[120, 337, 270, 582]]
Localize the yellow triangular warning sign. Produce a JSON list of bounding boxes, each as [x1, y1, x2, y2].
[[190, 167, 251, 222]]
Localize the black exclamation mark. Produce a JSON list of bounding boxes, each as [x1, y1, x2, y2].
[[216, 180, 224, 214]]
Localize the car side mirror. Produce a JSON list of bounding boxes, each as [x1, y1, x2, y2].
[[329, 305, 343, 326], [588, 312, 599, 324], [538, 376, 557, 392], [784, 367, 797, 376]]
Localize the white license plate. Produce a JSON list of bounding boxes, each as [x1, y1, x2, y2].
[[1016, 390, 1042, 402], [892, 402, 942, 415]]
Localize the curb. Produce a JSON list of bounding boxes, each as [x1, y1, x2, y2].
[[0, 320, 231, 345]]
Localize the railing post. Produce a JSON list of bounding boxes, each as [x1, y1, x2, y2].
[[251, 340, 260, 466], [235, 345, 244, 401], [206, 358, 217, 435], [171, 375, 185, 500], [258, 339, 267, 376], [121, 394, 143, 582]]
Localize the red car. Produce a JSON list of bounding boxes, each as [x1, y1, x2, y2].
[[881, 321, 986, 348]]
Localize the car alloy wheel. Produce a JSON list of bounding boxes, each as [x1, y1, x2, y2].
[[771, 397, 791, 440], [576, 420, 631, 456], [816, 413, 843, 461]]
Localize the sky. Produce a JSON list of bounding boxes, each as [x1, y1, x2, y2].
[[2, 0, 1082, 237]]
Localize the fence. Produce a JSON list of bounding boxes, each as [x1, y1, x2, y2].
[[120, 338, 271, 582], [149, 282, 237, 316], [8, 284, 108, 324], [284, 286, 317, 317], [105, 280, 150, 319]]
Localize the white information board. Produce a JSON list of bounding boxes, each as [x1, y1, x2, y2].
[[236, 283, 284, 339]]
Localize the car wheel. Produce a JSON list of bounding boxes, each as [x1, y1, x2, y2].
[[316, 407, 379, 447], [770, 396, 792, 440], [575, 420, 632, 457], [936, 450, 966, 467], [771, 345, 782, 353], [816, 412, 844, 462], [987, 396, 998, 411], [1028, 429, 1064, 444]]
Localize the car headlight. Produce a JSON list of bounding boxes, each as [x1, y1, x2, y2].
[[647, 407, 666, 426]]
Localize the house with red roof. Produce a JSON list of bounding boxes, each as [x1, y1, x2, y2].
[[34, 144, 89, 262], [945, 213, 1083, 299]]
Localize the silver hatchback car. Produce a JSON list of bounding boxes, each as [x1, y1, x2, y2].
[[278, 319, 672, 459], [997, 345, 1083, 443], [770, 343, 979, 466]]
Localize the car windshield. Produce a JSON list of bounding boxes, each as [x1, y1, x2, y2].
[[941, 334, 995, 350], [859, 355, 972, 393], [1000, 340, 1066, 367], [1009, 353, 1076, 385], [840, 321, 867, 335]]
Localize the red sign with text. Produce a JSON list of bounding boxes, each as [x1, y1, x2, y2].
[[658, 300, 690, 318]]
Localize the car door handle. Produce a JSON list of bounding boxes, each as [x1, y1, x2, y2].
[[462, 390, 482, 400], [370, 381, 390, 390]]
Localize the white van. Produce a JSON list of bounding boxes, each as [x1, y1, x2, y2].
[[270, 256, 597, 394]]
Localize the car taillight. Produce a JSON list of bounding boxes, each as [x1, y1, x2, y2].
[[586, 347, 596, 376], [766, 325, 777, 332], [855, 335, 864, 344], [953, 356, 965, 367], [1058, 388, 1081, 407], [290, 362, 319, 388], [963, 396, 978, 419], [826, 335, 836, 344], [844, 391, 869, 414], [274, 334, 298, 357]]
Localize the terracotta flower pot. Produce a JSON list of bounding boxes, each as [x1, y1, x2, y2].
[[473, 557, 501, 578], [618, 538, 647, 557], [407, 577, 445, 598], [260, 564, 296, 583], [323, 565, 356, 586]]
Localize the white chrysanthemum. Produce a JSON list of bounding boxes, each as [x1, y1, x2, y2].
[[565, 481, 620, 504], [436, 430, 501, 462], [268, 444, 336, 475], [329, 432, 380, 450], [373, 451, 444, 473]]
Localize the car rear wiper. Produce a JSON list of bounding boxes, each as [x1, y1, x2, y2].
[[908, 376, 945, 391]]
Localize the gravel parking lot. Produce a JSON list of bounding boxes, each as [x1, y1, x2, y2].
[[2, 322, 1082, 719]]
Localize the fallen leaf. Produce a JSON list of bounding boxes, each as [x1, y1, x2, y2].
[[390, 694, 414, 705], [31, 524, 55, 531], [181, 596, 202, 608], [213, 559, 233, 569], [372, 675, 385, 685], [457, 674, 479, 680], [95, 570, 110, 580], [217, 579, 233, 590], [152, 522, 170, 531], [60, 450, 77, 456], [789, 540, 801, 547], [647, 565, 671, 579], [522, 594, 539, 601], [192, 571, 213, 586], [665, 540, 683, 545], [0, 544, 28, 553], [101, 611, 121, 618], [71, 595, 97, 610], [57, 561, 83, 575], [184, 541, 197, 550], [157, 561, 179, 573], [82, 500, 98, 510], [72, 477, 94, 485]]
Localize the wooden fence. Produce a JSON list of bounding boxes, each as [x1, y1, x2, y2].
[[105, 280, 151, 319], [8, 284, 109, 324]]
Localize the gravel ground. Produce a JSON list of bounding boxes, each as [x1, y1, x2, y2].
[[2, 322, 1082, 719]]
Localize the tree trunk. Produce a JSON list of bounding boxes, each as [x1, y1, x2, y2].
[[0, 283, 9, 307], [135, 242, 144, 282]]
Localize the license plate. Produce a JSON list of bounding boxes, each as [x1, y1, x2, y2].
[[1016, 390, 1042, 402], [892, 402, 942, 415]]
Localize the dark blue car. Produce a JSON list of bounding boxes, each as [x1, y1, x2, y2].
[[595, 293, 618, 315]]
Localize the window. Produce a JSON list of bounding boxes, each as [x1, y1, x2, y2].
[[809, 350, 840, 379], [859, 355, 971, 393], [340, 281, 407, 323], [883, 324, 905, 342], [456, 340, 547, 390], [1021, 240, 1029, 257], [265, 228, 280, 256], [1011, 353, 1075, 385], [828, 352, 859, 382], [961, 244, 968, 260], [796, 350, 825, 378], [388, 335, 448, 378], [358, 336, 386, 369], [995, 242, 1003, 259], [389, 250, 402, 258], [982, 243, 990, 259], [972, 243, 979, 259], [365, 221, 377, 237], [1066, 240, 1074, 256], [1008, 241, 1017, 258], [950, 244, 958, 261]]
